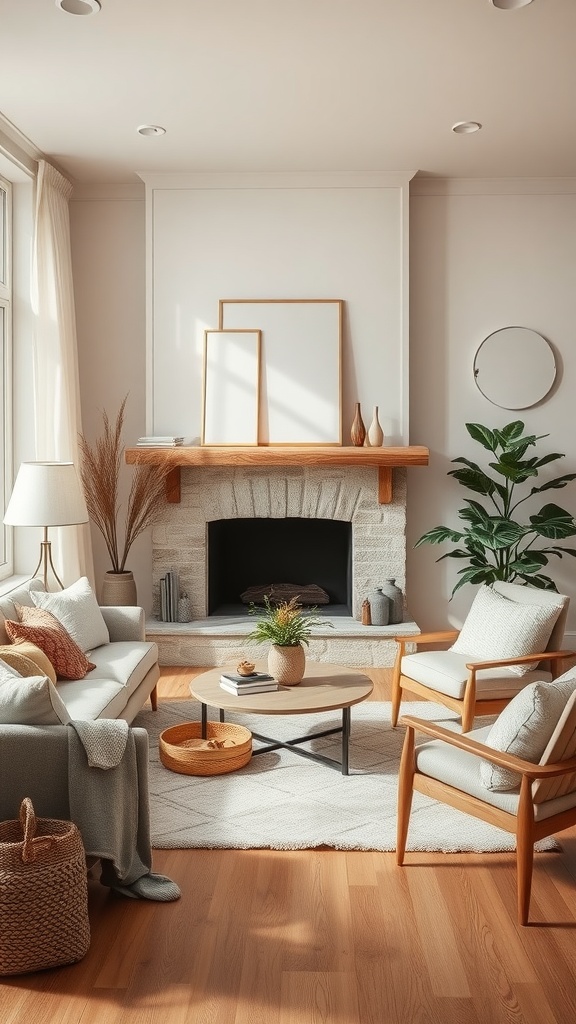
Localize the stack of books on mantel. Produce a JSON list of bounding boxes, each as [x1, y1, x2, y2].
[[136, 435, 185, 447], [219, 671, 278, 696]]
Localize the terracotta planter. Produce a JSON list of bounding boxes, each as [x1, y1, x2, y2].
[[267, 643, 306, 686], [100, 570, 137, 607]]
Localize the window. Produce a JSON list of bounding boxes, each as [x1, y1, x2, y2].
[[0, 176, 12, 578]]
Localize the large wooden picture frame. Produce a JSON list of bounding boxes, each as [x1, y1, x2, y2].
[[219, 299, 343, 445], [201, 329, 261, 445]]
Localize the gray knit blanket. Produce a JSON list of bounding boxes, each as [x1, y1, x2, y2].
[[67, 720, 180, 902]]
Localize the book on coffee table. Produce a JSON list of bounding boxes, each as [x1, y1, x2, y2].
[[220, 680, 279, 696], [220, 671, 275, 685]]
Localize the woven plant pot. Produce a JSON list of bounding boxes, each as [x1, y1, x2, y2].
[[159, 722, 252, 776], [100, 570, 137, 606], [268, 643, 306, 685]]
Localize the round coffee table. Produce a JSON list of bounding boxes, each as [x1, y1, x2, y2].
[[189, 662, 373, 775]]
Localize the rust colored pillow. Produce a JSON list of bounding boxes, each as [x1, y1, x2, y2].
[[5, 605, 96, 681]]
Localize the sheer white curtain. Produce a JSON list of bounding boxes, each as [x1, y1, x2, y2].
[[31, 159, 94, 586]]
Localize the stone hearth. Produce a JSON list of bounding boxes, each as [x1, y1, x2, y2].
[[148, 464, 418, 667]]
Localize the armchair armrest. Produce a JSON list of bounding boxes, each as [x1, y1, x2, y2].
[[394, 630, 460, 648], [465, 650, 575, 672], [100, 605, 146, 642], [399, 714, 576, 781]]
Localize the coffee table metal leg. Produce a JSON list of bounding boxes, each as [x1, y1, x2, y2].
[[201, 702, 207, 739], [342, 706, 350, 775]]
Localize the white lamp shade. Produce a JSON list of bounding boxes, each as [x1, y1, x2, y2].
[[3, 462, 89, 527]]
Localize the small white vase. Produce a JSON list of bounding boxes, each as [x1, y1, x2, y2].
[[368, 406, 384, 447], [100, 570, 137, 607], [267, 644, 306, 686]]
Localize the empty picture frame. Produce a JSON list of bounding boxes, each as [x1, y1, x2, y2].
[[219, 299, 343, 445], [202, 329, 261, 445]]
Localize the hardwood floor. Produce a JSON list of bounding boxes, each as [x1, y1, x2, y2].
[[2, 666, 576, 1024]]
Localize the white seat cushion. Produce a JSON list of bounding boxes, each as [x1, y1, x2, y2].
[[401, 650, 550, 700], [55, 641, 158, 721], [415, 725, 576, 822]]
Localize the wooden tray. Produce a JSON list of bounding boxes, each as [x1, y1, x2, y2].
[[159, 721, 252, 776]]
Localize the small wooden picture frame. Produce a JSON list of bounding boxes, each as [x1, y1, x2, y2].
[[201, 329, 261, 446]]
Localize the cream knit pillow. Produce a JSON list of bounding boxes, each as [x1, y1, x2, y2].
[[451, 585, 563, 676]]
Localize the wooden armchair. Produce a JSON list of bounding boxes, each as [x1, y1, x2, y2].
[[397, 699, 576, 925], [391, 582, 572, 732]]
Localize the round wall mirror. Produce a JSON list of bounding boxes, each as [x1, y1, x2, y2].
[[473, 327, 557, 410]]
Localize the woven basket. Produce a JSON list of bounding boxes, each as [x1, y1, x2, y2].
[[0, 798, 90, 976], [159, 721, 252, 776]]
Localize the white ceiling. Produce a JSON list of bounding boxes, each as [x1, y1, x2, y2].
[[1, 0, 576, 185]]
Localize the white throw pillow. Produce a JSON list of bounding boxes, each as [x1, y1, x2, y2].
[[451, 584, 563, 676], [31, 576, 109, 652], [479, 677, 576, 792], [0, 659, 70, 725]]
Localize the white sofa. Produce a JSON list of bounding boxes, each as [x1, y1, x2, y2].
[[0, 579, 160, 855], [0, 579, 159, 723]]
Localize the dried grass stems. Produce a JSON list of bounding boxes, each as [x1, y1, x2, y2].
[[78, 396, 167, 573]]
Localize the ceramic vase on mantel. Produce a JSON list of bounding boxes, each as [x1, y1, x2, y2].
[[100, 570, 137, 607], [350, 403, 366, 447], [380, 578, 403, 624], [368, 406, 384, 447], [268, 643, 306, 686]]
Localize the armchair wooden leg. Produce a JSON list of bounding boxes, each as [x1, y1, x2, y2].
[[461, 673, 477, 733], [396, 725, 416, 865], [391, 644, 404, 727], [150, 684, 158, 711], [517, 781, 535, 926]]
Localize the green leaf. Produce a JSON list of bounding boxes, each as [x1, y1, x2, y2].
[[550, 546, 576, 558], [530, 503, 576, 540], [451, 566, 499, 595], [507, 552, 549, 574], [494, 421, 525, 446], [529, 473, 576, 495], [532, 453, 566, 468], [473, 518, 526, 550], [414, 526, 464, 547], [489, 460, 538, 482], [465, 423, 498, 451], [458, 501, 492, 526], [449, 467, 495, 495], [516, 574, 558, 592]]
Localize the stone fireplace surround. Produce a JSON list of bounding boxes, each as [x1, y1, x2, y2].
[[147, 464, 419, 667]]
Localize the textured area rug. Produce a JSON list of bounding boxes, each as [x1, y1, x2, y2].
[[132, 700, 559, 853]]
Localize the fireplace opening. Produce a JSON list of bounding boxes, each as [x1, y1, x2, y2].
[[208, 517, 352, 616]]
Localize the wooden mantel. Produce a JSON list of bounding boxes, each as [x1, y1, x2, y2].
[[125, 445, 429, 505]]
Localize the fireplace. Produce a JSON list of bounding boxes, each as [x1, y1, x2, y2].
[[148, 463, 419, 666], [207, 517, 353, 616]]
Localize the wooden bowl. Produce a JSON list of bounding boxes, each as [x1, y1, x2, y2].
[[159, 721, 252, 776]]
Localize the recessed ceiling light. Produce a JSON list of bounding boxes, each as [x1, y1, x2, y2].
[[55, 0, 101, 14], [489, 0, 534, 9], [137, 125, 167, 137], [452, 121, 482, 134]]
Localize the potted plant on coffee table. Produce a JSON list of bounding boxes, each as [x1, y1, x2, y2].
[[247, 595, 327, 685]]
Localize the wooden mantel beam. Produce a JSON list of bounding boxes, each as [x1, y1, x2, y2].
[[125, 445, 429, 505]]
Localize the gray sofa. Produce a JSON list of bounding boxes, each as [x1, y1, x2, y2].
[[0, 580, 159, 824]]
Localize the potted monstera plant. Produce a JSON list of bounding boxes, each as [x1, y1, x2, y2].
[[416, 420, 576, 595]]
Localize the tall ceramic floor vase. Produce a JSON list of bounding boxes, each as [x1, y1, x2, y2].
[[268, 643, 306, 686], [350, 403, 366, 447], [100, 570, 137, 607], [368, 406, 384, 447]]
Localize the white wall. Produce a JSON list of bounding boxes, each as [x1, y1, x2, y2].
[[408, 179, 576, 637], [142, 173, 411, 446], [69, 186, 152, 608]]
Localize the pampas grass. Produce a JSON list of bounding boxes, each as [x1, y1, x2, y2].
[[78, 396, 167, 573]]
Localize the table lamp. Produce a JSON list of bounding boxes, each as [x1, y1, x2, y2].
[[3, 461, 89, 590]]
